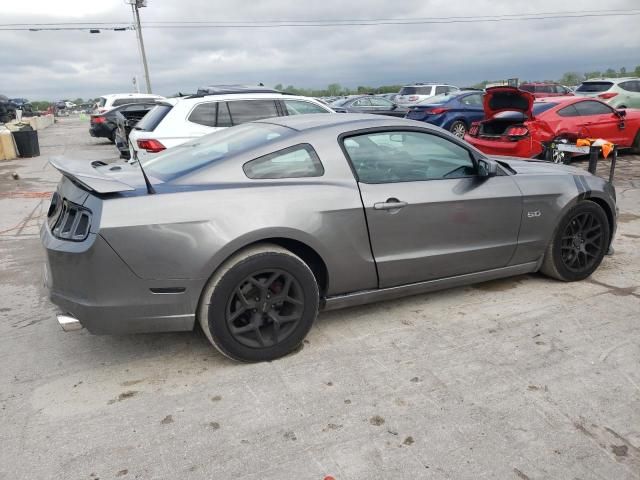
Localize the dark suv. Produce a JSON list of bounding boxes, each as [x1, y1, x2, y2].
[[0, 95, 16, 123]]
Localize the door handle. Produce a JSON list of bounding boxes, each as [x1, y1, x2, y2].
[[374, 198, 408, 210]]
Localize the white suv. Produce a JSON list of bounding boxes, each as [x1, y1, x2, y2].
[[128, 86, 334, 163], [394, 83, 460, 106], [95, 93, 165, 114]]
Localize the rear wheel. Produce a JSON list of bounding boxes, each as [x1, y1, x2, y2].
[[449, 121, 467, 138], [631, 129, 640, 154], [541, 201, 609, 281], [198, 244, 319, 362]]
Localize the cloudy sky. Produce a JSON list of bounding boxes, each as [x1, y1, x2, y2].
[[0, 0, 638, 100]]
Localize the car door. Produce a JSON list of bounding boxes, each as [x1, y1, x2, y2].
[[342, 130, 522, 288], [573, 100, 627, 144]]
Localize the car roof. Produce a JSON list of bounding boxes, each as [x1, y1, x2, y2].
[[521, 82, 561, 86], [166, 92, 320, 106], [101, 93, 164, 99], [582, 77, 638, 82], [255, 113, 423, 132]]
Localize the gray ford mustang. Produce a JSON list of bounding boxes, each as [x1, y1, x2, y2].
[[42, 114, 617, 362]]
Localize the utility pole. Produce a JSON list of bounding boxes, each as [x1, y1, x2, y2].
[[127, 0, 152, 93]]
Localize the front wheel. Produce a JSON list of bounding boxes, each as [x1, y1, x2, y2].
[[541, 201, 610, 281], [198, 244, 319, 362], [449, 120, 467, 138]]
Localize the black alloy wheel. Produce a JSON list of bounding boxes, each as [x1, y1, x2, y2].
[[560, 211, 604, 272], [226, 269, 304, 349]]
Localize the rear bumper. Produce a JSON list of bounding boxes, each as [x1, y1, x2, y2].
[[465, 136, 539, 158], [41, 225, 202, 334], [89, 123, 114, 139]]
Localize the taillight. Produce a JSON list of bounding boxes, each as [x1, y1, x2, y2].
[[90, 116, 106, 124], [427, 107, 449, 115], [137, 139, 166, 153], [408, 96, 419, 101], [49, 197, 92, 242], [598, 92, 618, 100], [468, 124, 479, 136], [506, 126, 529, 137]]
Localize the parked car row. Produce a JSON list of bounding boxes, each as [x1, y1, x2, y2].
[[90, 78, 640, 165]]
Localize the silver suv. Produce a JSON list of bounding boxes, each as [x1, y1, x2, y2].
[[395, 83, 459, 106], [574, 77, 640, 109]]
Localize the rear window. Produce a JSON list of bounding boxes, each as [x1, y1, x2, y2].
[[144, 123, 290, 181], [520, 85, 535, 92], [399, 86, 432, 95], [134, 104, 173, 132], [98, 97, 107, 107], [576, 82, 613, 93], [532, 102, 558, 115]]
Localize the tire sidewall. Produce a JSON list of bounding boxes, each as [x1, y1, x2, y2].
[[551, 202, 610, 281], [206, 251, 319, 362]]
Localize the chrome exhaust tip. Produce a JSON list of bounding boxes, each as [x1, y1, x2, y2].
[[57, 314, 82, 332]]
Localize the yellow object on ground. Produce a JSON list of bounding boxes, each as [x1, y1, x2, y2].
[[0, 128, 18, 161]]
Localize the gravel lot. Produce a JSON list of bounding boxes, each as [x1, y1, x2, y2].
[[1, 116, 639, 480]]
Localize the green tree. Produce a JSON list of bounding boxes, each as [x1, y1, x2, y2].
[[273, 84, 284, 91], [584, 71, 601, 80], [326, 83, 343, 96], [619, 67, 627, 77], [635, 65, 640, 76], [559, 72, 581, 86], [604, 68, 617, 78]]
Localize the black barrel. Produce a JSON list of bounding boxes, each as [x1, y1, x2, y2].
[[12, 127, 40, 158]]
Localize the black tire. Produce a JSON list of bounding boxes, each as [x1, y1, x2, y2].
[[541, 201, 610, 281], [631, 129, 640, 154], [449, 120, 467, 138], [108, 131, 116, 143], [198, 244, 319, 362]]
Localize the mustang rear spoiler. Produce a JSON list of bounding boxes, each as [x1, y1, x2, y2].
[[49, 157, 136, 194]]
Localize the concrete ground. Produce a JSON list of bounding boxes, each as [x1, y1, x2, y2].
[[1, 116, 639, 480]]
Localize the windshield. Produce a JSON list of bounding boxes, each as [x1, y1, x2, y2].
[[576, 82, 613, 93], [532, 102, 558, 115], [144, 123, 291, 181]]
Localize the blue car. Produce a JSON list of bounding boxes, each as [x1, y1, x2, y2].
[[405, 90, 485, 138]]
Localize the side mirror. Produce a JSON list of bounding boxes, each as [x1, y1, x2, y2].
[[615, 109, 626, 117], [478, 158, 498, 177]]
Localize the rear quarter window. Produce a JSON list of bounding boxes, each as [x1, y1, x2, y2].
[[243, 144, 324, 179]]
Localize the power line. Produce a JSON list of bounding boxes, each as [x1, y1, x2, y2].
[[1, 9, 639, 30]]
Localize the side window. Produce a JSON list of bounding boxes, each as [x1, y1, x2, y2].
[[216, 102, 232, 127], [574, 101, 614, 116], [435, 86, 448, 95], [417, 86, 433, 95], [619, 81, 640, 92], [557, 104, 580, 117], [343, 131, 475, 184], [461, 93, 483, 106], [243, 144, 324, 179], [284, 100, 328, 115], [187, 102, 217, 127], [369, 97, 393, 107], [554, 85, 566, 94], [227, 100, 279, 125], [352, 98, 372, 107]]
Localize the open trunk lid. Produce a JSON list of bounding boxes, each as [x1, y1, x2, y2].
[[483, 86, 534, 120], [50, 157, 153, 194]]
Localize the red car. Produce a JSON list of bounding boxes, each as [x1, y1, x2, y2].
[[465, 87, 640, 159], [519, 82, 573, 98]]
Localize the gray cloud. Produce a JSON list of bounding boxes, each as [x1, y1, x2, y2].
[[0, 0, 638, 100]]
